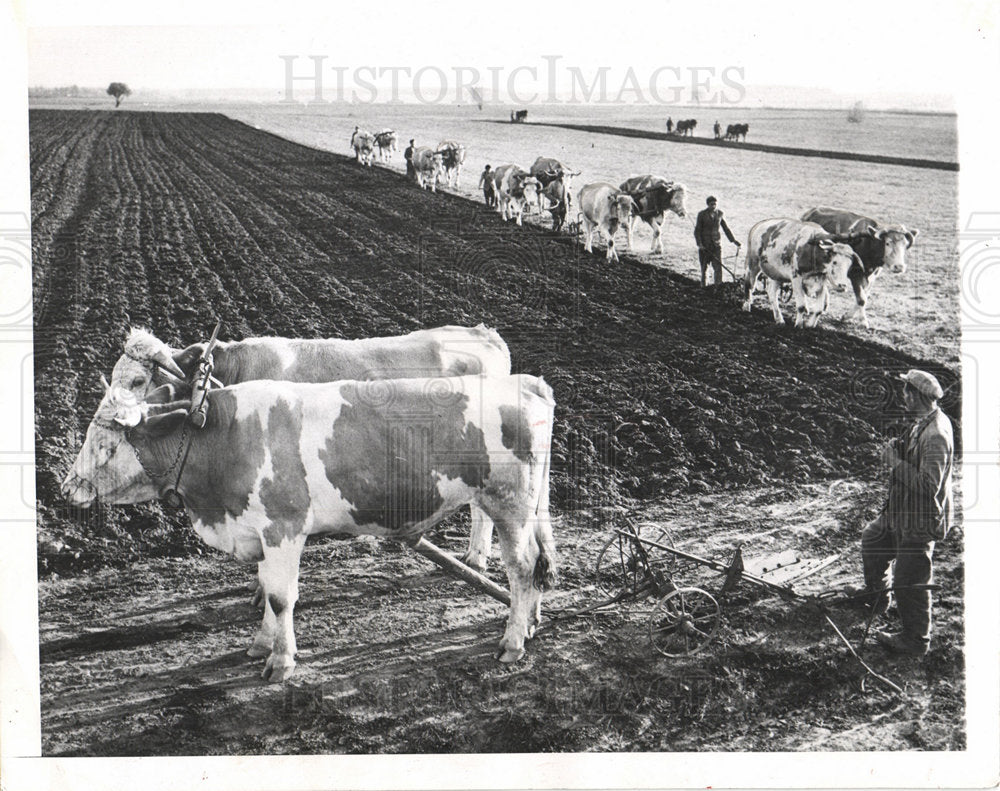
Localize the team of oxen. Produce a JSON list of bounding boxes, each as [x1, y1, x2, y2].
[[363, 126, 917, 330], [59, 129, 921, 684], [62, 325, 558, 681]]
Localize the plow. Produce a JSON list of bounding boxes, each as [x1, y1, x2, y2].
[[414, 516, 933, 695]]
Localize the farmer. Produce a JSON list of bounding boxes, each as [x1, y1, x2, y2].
[[478, 164, 497, 208], [666, 117, 674, 134], [861, 369, 954, 657], [714, 120, 722, 139], [404, 139, 416, 179], [694, 195, 740, 289]]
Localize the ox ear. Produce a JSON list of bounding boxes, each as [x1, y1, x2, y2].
[[904, 228, 919, 247], [866, 225, 880, 238], [171, 344, 205, 377], [816, 238, 834, 250], [135, 407, 189, 439]]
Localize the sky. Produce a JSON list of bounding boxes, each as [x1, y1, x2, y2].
[[23, 0, 995, 107]]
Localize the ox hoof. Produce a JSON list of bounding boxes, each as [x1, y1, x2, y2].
[[741, 302, 751, 313], [247, 636, 273, 658], [497, 646, 525, 664], [262, 655, 296, 683], [458, 551, 488, 573]]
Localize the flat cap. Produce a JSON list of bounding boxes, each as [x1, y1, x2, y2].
[[898, 369, 944, 399]]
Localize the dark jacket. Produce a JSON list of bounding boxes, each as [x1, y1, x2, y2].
[[888, 407, 954, 541], [694, 207, 737, 248]]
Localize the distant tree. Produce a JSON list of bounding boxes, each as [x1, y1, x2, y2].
[[107, 82, 131, 108]]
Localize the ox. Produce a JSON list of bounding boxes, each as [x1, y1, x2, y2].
[[676, 119, 697, 136], [529, 157, 580, 214], [619, 175, 688, 254], [492, 165, 540, 226], [436, 141, 466, 188], [374, 130, 398, 162], [538, 177, 571, 232], [110, 325, 511, 574], [411, 147, 444, 192], [62, 373, 557, 681], [742, 218, 862, 328], [725, 123, 749, 142], [800, 206, 918, 329], [350, 128, 376, 167], [578, 182, 638, 262]]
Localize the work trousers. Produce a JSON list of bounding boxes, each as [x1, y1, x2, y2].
[[861, 512, 934, 647], [699, 245, 723, 286]]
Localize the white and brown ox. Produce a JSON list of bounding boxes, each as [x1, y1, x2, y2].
[[374, 130, 398, 162], [619, 175, 688, 254], [800, 207, 918, 329], [109, 325, 511, 574], [411, 147, 444, 192], [62, 373, 557, 682], [492, 165, 540, 226], [577, 182, 639, 262], [436, 141, 466, 188], [742, 218, 861, 328], [350, 128, 376, 167]]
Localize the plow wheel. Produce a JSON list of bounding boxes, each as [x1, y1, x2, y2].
[[594, 523, 676, 598], [648, 587, 721, 657]]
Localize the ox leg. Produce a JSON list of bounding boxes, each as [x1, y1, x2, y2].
[[652, 221, 664, 254], [602, 228, 618, 261], [766, 278, 785, 324], [791, 278, 808, 328], [848, 284, 871, 329], [460, 505, 494, 572], [491, 510, 541, 664], [625, 217, 635, 251], [742, 268, 761, 312], [255, 533, 307, 683], [583, 221, 594, 252]]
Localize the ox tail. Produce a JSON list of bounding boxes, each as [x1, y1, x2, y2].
[[528, 376, 557, 591]]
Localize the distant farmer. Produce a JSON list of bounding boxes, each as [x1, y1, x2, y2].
[[861, 369, 954, 657], [666, 117, 674, 134], [404, 139, 416, 178], [713, 120, 722, 139], [694, 195, 739, 288], [350, 125, 360, 148], [479, 164, 497, 208]]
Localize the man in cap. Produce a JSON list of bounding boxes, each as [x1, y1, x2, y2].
[[404, 139, 416, 179], [694, 196, 740, 290], [861, 369, 954, 656]]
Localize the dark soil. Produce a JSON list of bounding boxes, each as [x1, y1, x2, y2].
[[31, 110, 964, 754]]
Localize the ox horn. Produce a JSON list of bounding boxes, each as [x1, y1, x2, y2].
[[152, 347, 188, 380], [100, 373, 112, 392]]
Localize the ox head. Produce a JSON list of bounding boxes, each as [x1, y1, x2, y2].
[[866, 224, 918, 274], [798, 239, 860, 326], [110, 328, 187, 404], [60, 379, 184, 507], [664, 182, 687, 218], [519, 175, 540, 207]]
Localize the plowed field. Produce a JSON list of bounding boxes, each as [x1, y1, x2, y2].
[[31, 110, 964, 754]]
